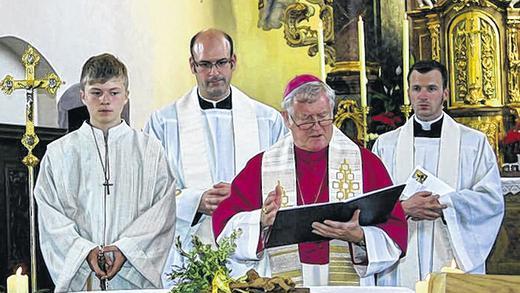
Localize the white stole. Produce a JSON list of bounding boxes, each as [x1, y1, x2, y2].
[[395, 112, 460, 187], [394, 112, 461, 285], [176, 85, 260, 243], [261, 127, 363, 285]]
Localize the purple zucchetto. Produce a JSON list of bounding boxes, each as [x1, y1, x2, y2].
[[283, 74, 322, 100]]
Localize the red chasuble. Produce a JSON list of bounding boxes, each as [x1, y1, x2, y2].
[[213, 145, 407, 265]]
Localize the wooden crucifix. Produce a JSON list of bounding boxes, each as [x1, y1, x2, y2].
[[0, 46, 62, 293]]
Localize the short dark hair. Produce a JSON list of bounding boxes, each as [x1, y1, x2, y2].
[[408, 60, 448, 89], [189, 30, 234, 59], [80, 53, 128, 91]]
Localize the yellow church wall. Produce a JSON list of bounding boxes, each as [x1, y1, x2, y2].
[[0, 0, 331, 128], [134, 0, 218, 116], [136, 0, 325, 116], [229, 1, 326, 110]]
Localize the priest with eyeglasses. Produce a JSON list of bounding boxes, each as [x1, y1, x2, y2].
[[145, 28, 286, 287], [213, 74, 408, 287]]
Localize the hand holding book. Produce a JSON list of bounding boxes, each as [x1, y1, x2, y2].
[[265, 184, 405, 248], [402, 191, 447, 221], [400, 166, 454, 221], [311, 209, 365, 243]]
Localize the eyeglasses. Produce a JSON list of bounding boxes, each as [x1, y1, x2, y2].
[[289, 114, 334, 130], [193, 58, 232, 72]]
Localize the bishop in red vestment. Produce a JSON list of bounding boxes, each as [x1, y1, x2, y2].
[[213, 74, 407, 286]]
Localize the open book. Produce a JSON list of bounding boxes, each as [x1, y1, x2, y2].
[[265, 184, 405, 248]]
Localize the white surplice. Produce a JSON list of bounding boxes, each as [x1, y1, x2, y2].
[[372, 113, 504, 289], [34, 121, 177, 292], [145, 85, 286, 287]]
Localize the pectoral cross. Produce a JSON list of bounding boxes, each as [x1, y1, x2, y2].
[[103, 179, 113, 195], [1, 46, 62, 292]]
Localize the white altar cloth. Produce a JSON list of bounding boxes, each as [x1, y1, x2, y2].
[[502, 177, 520, 195], [77, 286, 414, 293]]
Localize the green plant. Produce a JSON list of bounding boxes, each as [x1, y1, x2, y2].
[[168, 229, 242, 293]]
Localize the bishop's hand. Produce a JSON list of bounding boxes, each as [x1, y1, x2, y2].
[[311, 209, 365, 243], [260, 184, 282, 228], [401, 191, 447, 221], [86, 247, 107, 280], [102, 245, 127, 280], [198, 182, 231, 215]]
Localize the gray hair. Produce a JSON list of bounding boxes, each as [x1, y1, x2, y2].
[[281, 81, 336, 115]]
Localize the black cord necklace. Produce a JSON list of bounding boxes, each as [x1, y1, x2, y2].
[[90, 125, 113, 195]]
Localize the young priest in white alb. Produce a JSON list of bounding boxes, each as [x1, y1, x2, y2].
[[372, 60, 504, 288]]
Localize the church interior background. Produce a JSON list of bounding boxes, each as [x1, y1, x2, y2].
[[0, 0, 519, 291]]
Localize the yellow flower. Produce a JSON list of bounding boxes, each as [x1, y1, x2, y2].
[[212, 269, 232, 293]]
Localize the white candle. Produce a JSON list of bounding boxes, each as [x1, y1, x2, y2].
[[415, 274, 432, 293], [415, 280, 429, 293], [403, 13, 410, 106], [7, 267, 28, 293], [358, 16, 367, 108], [317, 19, 326, 82]]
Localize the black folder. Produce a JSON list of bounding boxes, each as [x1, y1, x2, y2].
[[265, 184, 405, 248]]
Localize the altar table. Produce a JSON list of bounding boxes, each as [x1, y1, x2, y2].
[[78, 286, 414, 293]]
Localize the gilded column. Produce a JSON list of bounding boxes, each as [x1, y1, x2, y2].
[[427, 16, 441, 62], [507, 17, 520, 105]]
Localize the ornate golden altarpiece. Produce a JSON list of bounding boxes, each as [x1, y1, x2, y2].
[[407, 0, 520, 165]]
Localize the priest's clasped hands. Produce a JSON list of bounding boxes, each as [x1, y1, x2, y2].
[[199, 182, 231, 215], [87, 245, 127, 281], [260, 184, 364, 244], [401, 191, 448, 221]]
